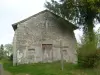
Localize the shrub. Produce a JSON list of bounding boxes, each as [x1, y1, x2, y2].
[[77, 40, 100, 68]]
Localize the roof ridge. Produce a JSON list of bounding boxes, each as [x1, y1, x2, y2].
[[12, 9, 78, 31], [12, 9, 49, 26]]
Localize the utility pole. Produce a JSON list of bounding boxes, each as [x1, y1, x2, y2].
[[53, 40, 68, 71], [59, 40, 68, 71], [60, 40, 64, 71]]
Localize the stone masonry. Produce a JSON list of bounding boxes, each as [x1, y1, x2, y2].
[[12, 10, 77, 65]]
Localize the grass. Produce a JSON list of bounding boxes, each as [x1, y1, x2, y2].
[[1, 60, 100, 75]]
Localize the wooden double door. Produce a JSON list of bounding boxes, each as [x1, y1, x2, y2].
[[42, 44, 53, 62]]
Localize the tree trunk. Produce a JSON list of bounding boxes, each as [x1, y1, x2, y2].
[[87, 20, 94, 41], [85, 8, 95, 42]]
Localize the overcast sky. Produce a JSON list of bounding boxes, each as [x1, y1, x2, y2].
[[0, 0, 100, 45], [0, 0, 46, 45]]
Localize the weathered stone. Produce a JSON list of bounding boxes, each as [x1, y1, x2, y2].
[[12, 10, 78, 65]]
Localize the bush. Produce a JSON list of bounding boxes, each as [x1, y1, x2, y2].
[[77, 41, 100, 68]]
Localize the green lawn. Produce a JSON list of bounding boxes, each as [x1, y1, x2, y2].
[[1, 60, 100, 75]]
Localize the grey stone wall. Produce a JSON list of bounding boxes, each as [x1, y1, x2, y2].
[[13, 10, 77, 65]]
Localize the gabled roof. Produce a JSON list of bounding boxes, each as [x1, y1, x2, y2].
[[12, 9, 78, 31]]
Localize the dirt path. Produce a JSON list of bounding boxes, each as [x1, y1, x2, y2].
[[4, 70, 12, 75]]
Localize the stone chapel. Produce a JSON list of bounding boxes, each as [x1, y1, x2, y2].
[[12, 10, 78, 65]]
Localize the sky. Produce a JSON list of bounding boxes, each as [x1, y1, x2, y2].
[[0, 0, 46, 44], [0, 0, 100, 45]]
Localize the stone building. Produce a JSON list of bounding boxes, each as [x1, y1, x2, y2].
[[12, 10, 78, 65]]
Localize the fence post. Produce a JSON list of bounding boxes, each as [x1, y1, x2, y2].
[[0, 64, 3, 75]]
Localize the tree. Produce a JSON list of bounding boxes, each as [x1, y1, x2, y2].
[[45, 0, 100, 41], [0, 44, 4, 60], [77, 27, 100, 67], [4, 44, 13, 56]]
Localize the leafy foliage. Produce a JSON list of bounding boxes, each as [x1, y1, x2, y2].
[[77, 42, 100, 68], [0, 44, 4, 60], [0, 44, 13, 60], [45, 0, 100, 25], [45, 0, 100, 41], [77, 30, 100, 68], [4, 44, 13, 56]]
